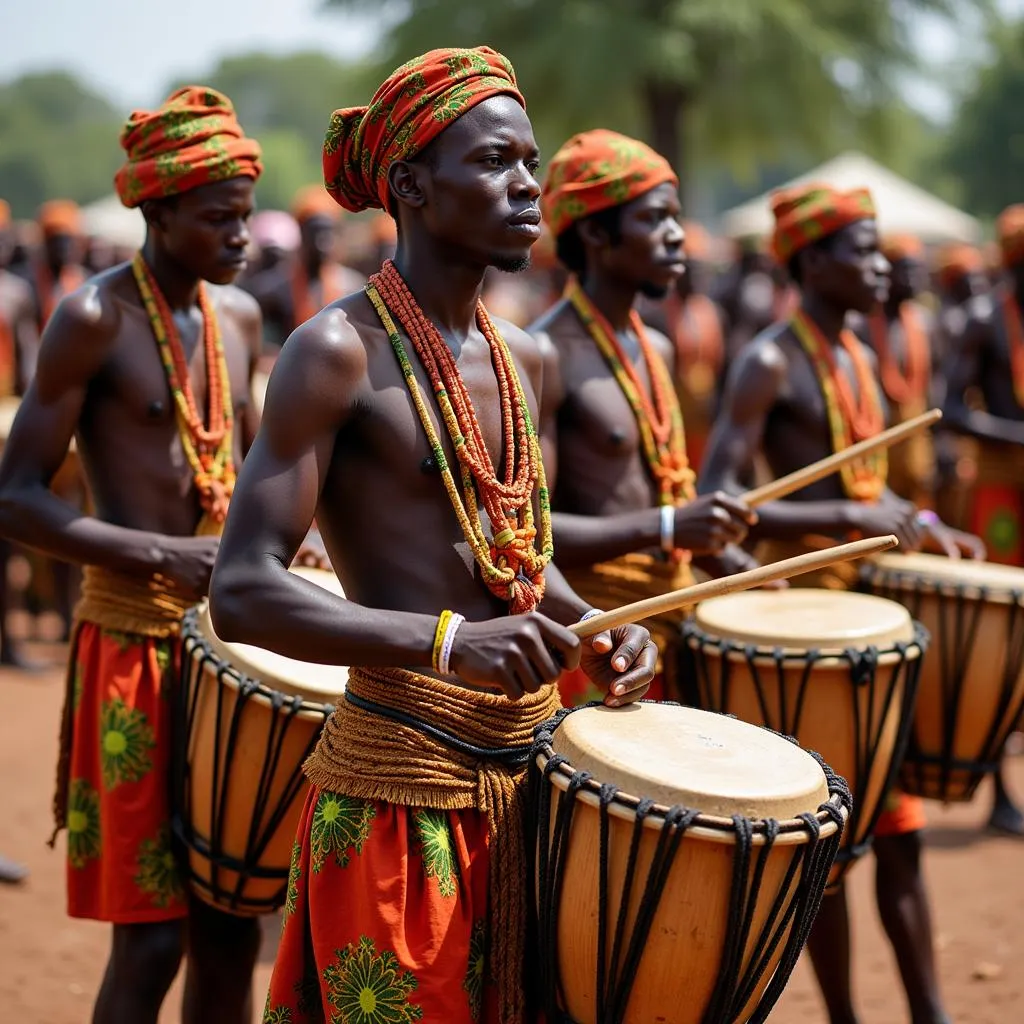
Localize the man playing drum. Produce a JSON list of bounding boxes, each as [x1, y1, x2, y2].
[[208, 47, 655, 1024], [943, 203, 1024, 835], [529, 129, 754, 706], [700, 183, 977, 1024], [0, 87, 266, 1023]]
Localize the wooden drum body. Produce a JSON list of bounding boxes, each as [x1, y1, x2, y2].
[[531, 704, 848, 1024], [682, 590, 925, 881], [173, 567, 348, 915], [860, 552, 1024, 802]]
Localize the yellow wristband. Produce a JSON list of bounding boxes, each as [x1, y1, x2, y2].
[[432, 610, 452, 674]]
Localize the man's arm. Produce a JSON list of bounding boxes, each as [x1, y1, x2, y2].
[[0, 284, 190, 576], [942, 310, 1024, 447], [698, 337, 856, 540]]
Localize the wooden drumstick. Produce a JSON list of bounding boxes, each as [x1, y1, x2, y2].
[[570, 534, 898, 639], [740, 409, 942, 508]]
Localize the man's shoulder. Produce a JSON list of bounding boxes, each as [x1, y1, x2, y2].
[[46, 264, 135, 345], [279, 291, 377, 377]]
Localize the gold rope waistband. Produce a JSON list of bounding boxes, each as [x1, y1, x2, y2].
[[304, 666, 561, 1024], [74, 564, 194, 637], [561, 551, 693, 666]]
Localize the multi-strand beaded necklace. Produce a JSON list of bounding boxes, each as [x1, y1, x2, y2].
[[1000, 289, 1024, 409], [365, 260, 552, 615], [869, 304, 931, 406], [131, 253, 235, 535], [566, 279, 695, 541], [791, 309, 886, 502]]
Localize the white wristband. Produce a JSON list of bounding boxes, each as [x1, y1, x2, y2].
[[438, 612, 465, 677], [660, 503, 675, 554], [579, 608, 604, 624]]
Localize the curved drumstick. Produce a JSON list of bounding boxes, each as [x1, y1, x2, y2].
[[570, 534, 898, 639], [740, 409, 941, 507]]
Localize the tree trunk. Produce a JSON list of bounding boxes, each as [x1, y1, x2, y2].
[[643, 79, 690, 213]]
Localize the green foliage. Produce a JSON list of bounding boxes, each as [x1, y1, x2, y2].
[[0, 72, 122, 217], [945, 18, 1024, 217]]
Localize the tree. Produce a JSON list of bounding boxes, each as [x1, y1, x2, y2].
[[320, 0, 988, 211], [945, 18, 1024, 218], [0, 72, 122, 217]]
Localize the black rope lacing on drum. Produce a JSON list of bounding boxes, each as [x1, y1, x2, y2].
[[529, 703, 852, 1024], [680, 622, 924, 883], [170, 607, 335, 914], [859, 567, 1024, 801]]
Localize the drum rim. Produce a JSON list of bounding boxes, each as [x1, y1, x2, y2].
[[533, 746, 846, 847], [182, 607, 337, 714], [862, 561, 1024, 607]]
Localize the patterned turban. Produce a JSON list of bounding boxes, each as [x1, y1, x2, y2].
[[114, 86, 263, 209], [997, 204, 1024, 268], [323, 47, 523, 214], [0, 200, 9, 230], [291, 184, 340, 224], [770, 184, 876, 264], [38, 200, 82, 238], [541, 129, 677, 239], [934, 244, 984, 292], [881, 234, 924, 264]]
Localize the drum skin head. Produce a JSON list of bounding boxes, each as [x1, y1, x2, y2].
[[871, 552, 1024, 604], [693, 589, 914, 651], [550, 704, 829, 820], [195, 566, 348, 699]]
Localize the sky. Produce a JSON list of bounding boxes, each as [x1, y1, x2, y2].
[[2, 0, 1023, 120]]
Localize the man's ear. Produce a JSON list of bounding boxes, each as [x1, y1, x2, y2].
[[388, 160, 428, 212], [139, 198, 172, 233]]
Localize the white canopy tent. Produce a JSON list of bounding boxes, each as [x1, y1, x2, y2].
[[80, 194, 146, 249], [718, 152, 980, 244]]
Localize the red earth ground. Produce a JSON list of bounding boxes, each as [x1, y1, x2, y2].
[[1, 635, 1021, 1023]]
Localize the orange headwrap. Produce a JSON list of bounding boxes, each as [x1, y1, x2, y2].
[[38, 200, 82, 239], [323, 47, 523, 214], [997, 204, 1024, 268], [114, 86, 262, 209], [934, 244, 985, 292], [683, 221, 712, 260], [291, 184, 340, 225], [881, 234, 924, 264], [0, 200, 9, 231], [541, 129, 677, 239], [770, 183, 876, 264]]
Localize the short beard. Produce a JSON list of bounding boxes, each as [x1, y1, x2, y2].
[[638, 280, 670, 300], [490, 254, 532, 275]]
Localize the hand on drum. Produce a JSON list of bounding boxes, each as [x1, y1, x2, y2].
[[581, 622, 657, 707], [160, 535, 220, 601], [919, 518, 986, 561], [674, 492, 757, 555], [849, 494, 924, 552]]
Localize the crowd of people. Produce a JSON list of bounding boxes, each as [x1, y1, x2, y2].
[[0, 44, 1022, 1024]]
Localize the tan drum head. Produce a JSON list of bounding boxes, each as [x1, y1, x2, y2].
[[870, 552, 1024, 604], [196, 566, 348, 700], [693, 589, 914, 652], [551, 704, 829, 820]]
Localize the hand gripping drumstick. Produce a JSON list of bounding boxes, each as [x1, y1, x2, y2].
[[569, 534, 898, 639], [740, 409, 942, 507]]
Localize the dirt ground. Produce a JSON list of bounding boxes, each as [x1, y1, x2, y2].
[[1, 638, 1022, 1023]]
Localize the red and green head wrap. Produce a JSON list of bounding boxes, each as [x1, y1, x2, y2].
[[114, 86, 263, 209], [322, 46, 524, 214], [541, 129, 678, 239], [770, 184, 876, 264], [997, 204, 1024, 269]]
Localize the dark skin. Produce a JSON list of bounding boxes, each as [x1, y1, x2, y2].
[[942, 266, 1024, 836], [530, 184, 755, 573], [700, 217, 957, 1024], [0, 177, 265, 1024], [210, 94, 656, 708]]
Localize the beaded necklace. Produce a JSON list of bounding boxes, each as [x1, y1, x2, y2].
[[566, 278, 695, 513], [365, 260, 552, 614], [791, 309, 887, 502], [999, 288, 1024, 409], [131, 253, 235, 533], [869, 303, 931, 406]]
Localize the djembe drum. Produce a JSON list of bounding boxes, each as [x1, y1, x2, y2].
[[173, 566, 348, 915], [860, 552, 1024, 802], [531, 703, 848, 1024], [682, 590, 926, 881]]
